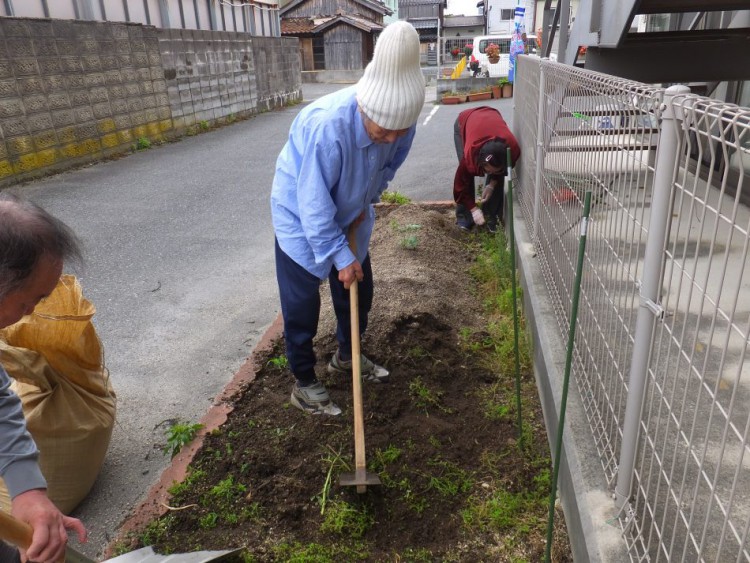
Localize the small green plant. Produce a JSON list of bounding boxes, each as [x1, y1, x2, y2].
[[316, 447, 348, 514], [207, 475, 246, 504], [425, 458, 473, 497], [371, 444, 402, 472], [320, 500, 374, 539], [401, 234, 419, 250], [199, 512, 219, 529], [163, 421, 203, 459], [267, 355, 289, 369], [139, 515, 174, 546], [409, 376, 451, 413], [167, 468, 207, 497], [380, 190, 411, 204], [135, 137, 151, 150], [200, 120, 209, 130]]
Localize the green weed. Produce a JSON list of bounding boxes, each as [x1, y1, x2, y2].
[[167, 468, 207, 497], [199, 512, 219, 529], [135, 137, 151, 150], [380, 190, 411, 204], [139, 515, 174, 546], [163, 421, 203, 459], [371, 444, 402, 472], [425, 458, 473, 497], [271, 541, 369, 562], [400, 234, 419, 250], [267, 355, 288, 369], [320, 500, 374, 538], [200, 120, 209, 130], [408, 376, 451, 413], [316, 447, 348, 514], [207, 475, 246, 504]]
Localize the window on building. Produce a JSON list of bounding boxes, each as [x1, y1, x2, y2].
[[312, 36, 325, 70], [500, 9, 513, 20]]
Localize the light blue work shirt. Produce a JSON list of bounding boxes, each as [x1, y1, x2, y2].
[[271, 86, 416, 280]]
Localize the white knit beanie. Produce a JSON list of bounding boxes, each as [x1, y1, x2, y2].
[[356, 21, 425, 130]]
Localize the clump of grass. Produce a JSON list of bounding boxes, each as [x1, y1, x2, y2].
[[135, 137, 151, 150], [267, 355, 288, 369], [371, 444, 402, 472], [409, 376, 443, 411], [316, 447, 348, 514], [424, 458, 473, 497], [271, 541, 370, 562], [320, 500, 374, 538], [167, 468, 207, 497], [163, 421, 203, 459], [381, 190, 411, 204], [199, 120, 210, 130]]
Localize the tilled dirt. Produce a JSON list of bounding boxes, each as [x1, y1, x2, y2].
[[122, 205, 572, 561]]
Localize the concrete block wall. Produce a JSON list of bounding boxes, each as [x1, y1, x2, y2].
[[0, 18, 301, 187], [0, 18, 171, 183], [159, 30, 301, 133]]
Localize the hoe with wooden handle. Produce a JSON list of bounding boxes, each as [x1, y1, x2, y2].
[[339, 228, 381, 493]]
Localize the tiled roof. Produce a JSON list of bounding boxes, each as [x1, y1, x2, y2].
[[281, 14, 383, 35], [281, 17, 316, 34]]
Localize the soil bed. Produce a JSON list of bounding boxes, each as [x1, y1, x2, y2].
[[124, 205, 571, 561]]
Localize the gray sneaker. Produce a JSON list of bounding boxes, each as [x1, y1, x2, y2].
[[327, 352, 390, 382], [290, 381, 342, 416]]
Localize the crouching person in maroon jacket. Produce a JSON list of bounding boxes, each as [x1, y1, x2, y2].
[[453, 106, 521, 232]]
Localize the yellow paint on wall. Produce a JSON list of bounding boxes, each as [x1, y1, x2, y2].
[[159, 119, 173, 132], [0, 160, 14, 179], [117, 130, 133, 144], [100, 133, 120, 149], [13, 153, 39, 173], [97, 118, 117, 133], [36, 149, 58, 168], [132, 125, 148, 139], [146, 122, 161, 138], [57, 126, 76, 145], [7, 136, 33, 156]]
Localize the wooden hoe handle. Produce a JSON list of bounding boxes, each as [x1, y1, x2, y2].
[[0, 510, 33, 550]]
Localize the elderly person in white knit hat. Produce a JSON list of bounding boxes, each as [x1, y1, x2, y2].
[[270, 21, 425, 415]]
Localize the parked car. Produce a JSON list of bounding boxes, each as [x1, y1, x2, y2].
[[471, 34, 539, 78]]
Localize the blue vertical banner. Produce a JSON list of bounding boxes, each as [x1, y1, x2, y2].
[[508, 6, 526, 83]]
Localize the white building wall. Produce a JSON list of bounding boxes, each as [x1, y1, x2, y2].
[[486, 0, 534, 35], [0, 0, 277, 35]]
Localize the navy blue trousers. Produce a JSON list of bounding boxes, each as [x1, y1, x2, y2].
[[274, 239, 373, 385]]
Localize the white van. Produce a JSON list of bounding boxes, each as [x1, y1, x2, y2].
[[471, 34, 539, 78]]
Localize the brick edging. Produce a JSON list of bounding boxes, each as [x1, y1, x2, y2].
[[104, 313, 284, 558]]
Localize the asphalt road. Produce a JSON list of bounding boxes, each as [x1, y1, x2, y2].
[[11, 82, 515, 558]]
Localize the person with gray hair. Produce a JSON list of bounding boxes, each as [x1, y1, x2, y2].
[[270, 21, 425, 415], [0, 192, 87, 562]]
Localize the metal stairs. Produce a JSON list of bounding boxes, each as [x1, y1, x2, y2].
[[542, 0, 750, 83]]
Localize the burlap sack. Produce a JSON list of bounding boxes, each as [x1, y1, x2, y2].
[[0, 275, 116, 514]]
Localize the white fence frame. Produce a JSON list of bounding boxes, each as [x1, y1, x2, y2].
[[513, 54, 750, 561]]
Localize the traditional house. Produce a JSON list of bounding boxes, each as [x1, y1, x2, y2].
[[281, 0, 391, 71]]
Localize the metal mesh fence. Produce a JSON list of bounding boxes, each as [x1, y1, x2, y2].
[[513, 55, 750, 561]]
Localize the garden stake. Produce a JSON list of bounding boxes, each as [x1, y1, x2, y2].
[[506, 147, 524, 450], [339, 227, 381, 493], [544, 191, 592, 563]]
